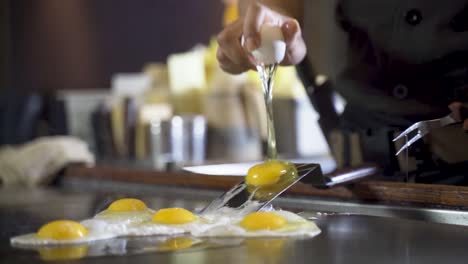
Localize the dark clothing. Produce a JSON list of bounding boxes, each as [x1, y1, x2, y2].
[[302, 0, 468, 181]]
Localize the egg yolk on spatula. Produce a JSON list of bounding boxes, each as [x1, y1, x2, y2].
[[246, 160, 298, 188], [37, 220, 88, 240], [107, 198, 148, 212], [246, 160, 288, 187], [152, 208, 197, 224], [240, 212, 287, 231]]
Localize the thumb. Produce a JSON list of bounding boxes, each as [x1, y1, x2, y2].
[[243, 3, 264, 52], [281, 19, 301, 45], [448, 102, 464, 121], [280, 19, 306, 65]]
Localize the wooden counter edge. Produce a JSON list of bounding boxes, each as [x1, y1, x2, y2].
[[63, 164, 468, 208]]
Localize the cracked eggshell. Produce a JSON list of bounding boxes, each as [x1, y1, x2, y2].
[[251, 25, 286, 65]]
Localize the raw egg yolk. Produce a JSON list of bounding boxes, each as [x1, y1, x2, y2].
[[159, 237, 194, 251], [246, 160, 288, 187], [152, 208, 197, 224], [37, 220, 88, 240], [39, 245, 88, 261], [240, 212, 287, 231], [108, 198, 147, 212]]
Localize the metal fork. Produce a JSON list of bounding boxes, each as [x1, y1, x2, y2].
[[393, 114, 459, 156]]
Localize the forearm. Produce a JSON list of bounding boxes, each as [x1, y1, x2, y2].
[[238, 0, 304, 24]]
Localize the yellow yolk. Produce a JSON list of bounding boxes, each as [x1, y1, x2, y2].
[[245, 160, 298, 202], [159, 237, 194, 251], [37, 220, 88, 240], [39, 245, 88, 261], [152, 208, 197, 224], [246, 160, 289, 187], [107, 198, 147, 212], [240, 212, 287, 231]]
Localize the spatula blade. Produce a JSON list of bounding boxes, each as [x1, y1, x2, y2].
[[200, 163, 322, 216]]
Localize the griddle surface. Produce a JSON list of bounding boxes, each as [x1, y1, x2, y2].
[[1, 188, 468, 264]]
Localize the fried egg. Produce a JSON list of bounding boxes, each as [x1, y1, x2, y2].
[[11, 198, 153, 246], [10, 220, 115, 246], [126, 208, 228, 236], [11, 174, 321, 250], [191, 210, 321, 237], [81, 198, 154, 236]]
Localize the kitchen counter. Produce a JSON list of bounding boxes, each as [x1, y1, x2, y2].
[[1, 188, 468, 264], [64, 164, 468, 208]]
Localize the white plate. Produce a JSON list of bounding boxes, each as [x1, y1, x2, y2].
[[183, 156, 336, 176]]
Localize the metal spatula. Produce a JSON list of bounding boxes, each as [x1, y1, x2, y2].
[[194, 163, 378, 216], [199, 163, 322, 216]]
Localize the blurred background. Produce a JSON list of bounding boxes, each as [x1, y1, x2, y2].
[[0, 0, 330, 171]]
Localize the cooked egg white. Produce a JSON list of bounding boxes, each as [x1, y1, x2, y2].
[[11, 220, 115, 246], [192, 210, 321, 237], [11, 198, 153, 246], [11, 192, 321, 249], [81, 198, 154, 237], [126, 208, 229, 236]]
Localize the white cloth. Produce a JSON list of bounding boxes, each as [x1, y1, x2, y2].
[[0, 136, 95, 187]]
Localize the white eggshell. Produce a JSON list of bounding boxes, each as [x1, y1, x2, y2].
[[251, 25, 286, 65]]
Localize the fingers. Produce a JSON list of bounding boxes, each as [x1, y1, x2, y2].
[[217, 2, 307, 73], [217, 20, 251, 66], [281, 19, 307, 65], [217, 19, 255, 74], [243, 2, 265, 52], [449, 102, 464, 121], [216, 49, 248, 74], [244, 3, 307, 65], [448, 102, 468, 132]]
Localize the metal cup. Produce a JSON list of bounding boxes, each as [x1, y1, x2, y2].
[[149, 119, 172, 170], [171, 115, 207, 166], [149, 115, 207, 170]]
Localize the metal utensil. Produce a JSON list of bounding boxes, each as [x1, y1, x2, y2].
[[393, 114, 459, 156], [198, 163, 378, 216], [200, 163, 321, 216], [149, 115, 207, 170]]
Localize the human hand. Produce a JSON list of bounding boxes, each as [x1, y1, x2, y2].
[[217, 1, 306, 74], [448, 102, 468, 131]]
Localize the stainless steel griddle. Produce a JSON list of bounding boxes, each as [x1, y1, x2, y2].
[[2, 188, 468, 264]]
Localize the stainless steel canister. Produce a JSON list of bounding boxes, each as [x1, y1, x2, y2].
[[149, 115, 207, 169]]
